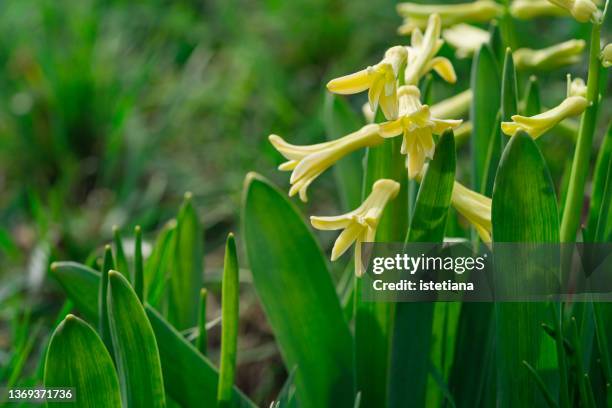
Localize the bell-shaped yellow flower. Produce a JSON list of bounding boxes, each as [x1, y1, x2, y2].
[[602, 44, 612, 68], [451, 181, 492, 243], [379, 85, 462, 179], [404, 14, 457, 86], [327, 46, 407, 120], [501, 91, 588, 139], [514, 39, 586, 71], [311, 179, 400, 276], [510, 0, 570, 19], [442, 24, 491, 59], [548, 0, 601, 22], [269, 124, 383, 202], [397, 0, 502, 35]]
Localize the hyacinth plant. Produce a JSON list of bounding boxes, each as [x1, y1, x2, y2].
[[37, 1, 610, 408]]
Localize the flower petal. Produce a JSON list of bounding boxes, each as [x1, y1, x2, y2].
[[327, 69, 373, 94]]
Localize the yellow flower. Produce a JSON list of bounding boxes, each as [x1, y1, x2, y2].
[[442, 24, 491, 59], [602, 44, 612, 68], [451, 181, 492, 243], [547, 0, 601, 22], [397, 1, 502, 35], [311, 179, 400, 276], [362, 88, 472, 124], [327, 46, 407, 120], [269, 124, 383, 202], [379, 85, 462, 178], [513, 39, 586, 71], [510, 0, 570, 19], [404, 14, 457, 86], [501, 93, 588, 139]]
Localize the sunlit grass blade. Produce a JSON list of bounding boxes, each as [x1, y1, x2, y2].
[[133, 225, 144, 301], [323, 93, 365, 210], [492, 132, 560, 407], [44, 314, 121, 408], [49, 262, 257, 407], [107, 271, 166, 408], [169, 192, 204, 329], [112, 225, 130, 278], [243, 173, 354, 408], [145, 219, 177, 308], [99, 245, 114, 351], [470, 44, 500, 192], [196, 288, 208, 356], [218, 233, 239, 407], [390, 131, 455, 408]]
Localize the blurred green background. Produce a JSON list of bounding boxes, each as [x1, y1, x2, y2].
[[0, 0, 609, 405]]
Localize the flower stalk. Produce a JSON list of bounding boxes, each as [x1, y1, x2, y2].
[[560, 21, 604, 242]]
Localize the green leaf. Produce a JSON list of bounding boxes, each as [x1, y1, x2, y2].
[[586, 123, 612, 243], [501, 48, 518, 123], [169, 192, 204, 329], [133, 225, 144, 301], [99, 245, 114, 351], [390, 131, 455, 408], [358, 115, 410, 408], [44, 315, 121, 408], [107, 271, 166, 408], [406, 130, 456, 243], [492, 133, 560, 408], [218, 233, 239, 407], [112, 226, 130, 279], [493, 132, 559, 242], [470, 44, 501, 192], [242, 173, 354, 408], [522, 76, 541, 116], [448, 303, 495, 407], [196, 288, 208, 356], [323, 93, 365, 210], [145, 219, 177, 308], [49, 261, 256, 408]]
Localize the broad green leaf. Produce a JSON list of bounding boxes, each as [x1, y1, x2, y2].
[[145, 219, 177, 308], [471, 44, 500, 192], [99, 245, 114, 351], [488, 20, 504, 64], [169, 193, 204, 330], [112, 226, 129, 279], [390, 131, 455, 408], [218, 233, 239, 407], [49, 261, 256, 408], [359, 124, 409, 408], [492, 132, 560, 408], [44, 315, 121, 408], [107, 271, 166, 408], [323, 93, 365, 210], [242, 173, 354, 408]]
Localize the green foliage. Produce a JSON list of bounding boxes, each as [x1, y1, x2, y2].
[[243, 173, 355, 408], [218, 233, 239, 406], [44, 315, 121, 408], [168, 193, 203, 330], [390, 132, 456, 408], [107, 271, 166, 408]]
